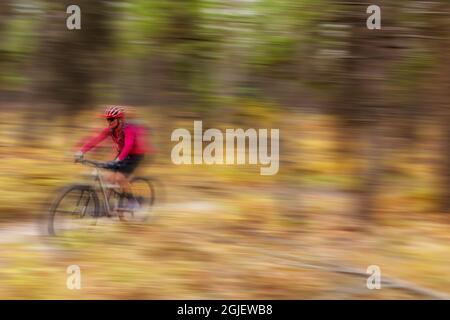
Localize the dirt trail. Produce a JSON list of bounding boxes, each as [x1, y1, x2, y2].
[[1, 198, 449, 300], [0, 200, 220, 244]]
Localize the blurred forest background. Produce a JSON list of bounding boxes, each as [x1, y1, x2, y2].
[[0, 0, 449, 299]]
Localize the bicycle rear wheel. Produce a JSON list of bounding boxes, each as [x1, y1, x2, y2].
[[125, 177, 157, 222], [48, 184, 100, 236]]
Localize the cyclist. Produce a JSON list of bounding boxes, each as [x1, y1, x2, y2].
[[75, 106, 153, 206]]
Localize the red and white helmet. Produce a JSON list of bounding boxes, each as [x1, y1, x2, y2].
[[103, 106, 124, 118]]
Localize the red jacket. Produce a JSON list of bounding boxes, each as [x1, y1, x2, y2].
[[80, 123, 154, 161]]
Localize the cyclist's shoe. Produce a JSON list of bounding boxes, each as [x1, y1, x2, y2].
[[117, 199, 139, 212], [135, 196, 145, 206], [118, 193, 140, 212], [128, 199, 141, 212]]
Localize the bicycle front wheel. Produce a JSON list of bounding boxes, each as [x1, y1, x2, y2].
[[48, 184, 100, 236]]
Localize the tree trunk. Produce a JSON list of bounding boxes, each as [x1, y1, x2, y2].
[[442, 117, 450, 213]]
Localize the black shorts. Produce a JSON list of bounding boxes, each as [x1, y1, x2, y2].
[[116, 154, 144, 176]]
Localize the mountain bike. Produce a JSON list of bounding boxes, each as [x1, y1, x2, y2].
[[47, 158, 160, 236]]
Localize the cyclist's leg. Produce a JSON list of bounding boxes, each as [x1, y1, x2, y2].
[[105, 171, 119, 186], [104, 171, 133, 196], [116, 155, 144, 208], [116, 171, 140, 211], [115, 172, 131, 193]]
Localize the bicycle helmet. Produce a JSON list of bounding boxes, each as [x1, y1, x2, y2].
[[103, 106, 124, 118]]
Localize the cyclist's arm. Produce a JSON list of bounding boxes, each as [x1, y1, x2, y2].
[[117, 126, 135, 161], [80, 128, 109, 154]]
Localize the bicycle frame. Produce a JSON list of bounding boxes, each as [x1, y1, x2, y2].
[[95, 167, 112, 216], [82, 160, 122, 217]]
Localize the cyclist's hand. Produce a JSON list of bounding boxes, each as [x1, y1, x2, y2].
[[74, 151, 84, 163]]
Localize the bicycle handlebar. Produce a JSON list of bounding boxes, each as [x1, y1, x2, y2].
[[77, 159, 108, 168]]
